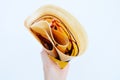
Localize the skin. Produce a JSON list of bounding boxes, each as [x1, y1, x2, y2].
[[41, 50, 69, 80]]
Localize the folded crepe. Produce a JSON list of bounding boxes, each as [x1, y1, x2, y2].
[[24, 5, 87, 69]]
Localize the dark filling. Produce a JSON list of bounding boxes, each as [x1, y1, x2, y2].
[[37, 34, 53, 50], [30, 28, 53, 50]]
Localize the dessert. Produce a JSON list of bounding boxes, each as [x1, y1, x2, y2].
[[24, 5, 87, 68]]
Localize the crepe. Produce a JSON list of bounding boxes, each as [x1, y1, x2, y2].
[[24, 5, 88, 69]]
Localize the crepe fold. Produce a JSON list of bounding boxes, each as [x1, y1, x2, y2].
[[24, 5, 87, 69]]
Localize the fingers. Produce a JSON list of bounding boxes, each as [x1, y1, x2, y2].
[[41, 50, 56, 66], [41, 49, 69, 71]]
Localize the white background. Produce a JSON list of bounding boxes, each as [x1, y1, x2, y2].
[[0, 0, 120, 80]]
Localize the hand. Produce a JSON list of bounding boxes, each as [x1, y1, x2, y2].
[[41, 50, 69, 80]]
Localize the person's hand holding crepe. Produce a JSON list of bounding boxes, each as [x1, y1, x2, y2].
[[24, 5, 88, 80], [41, 50, 69, 80]]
